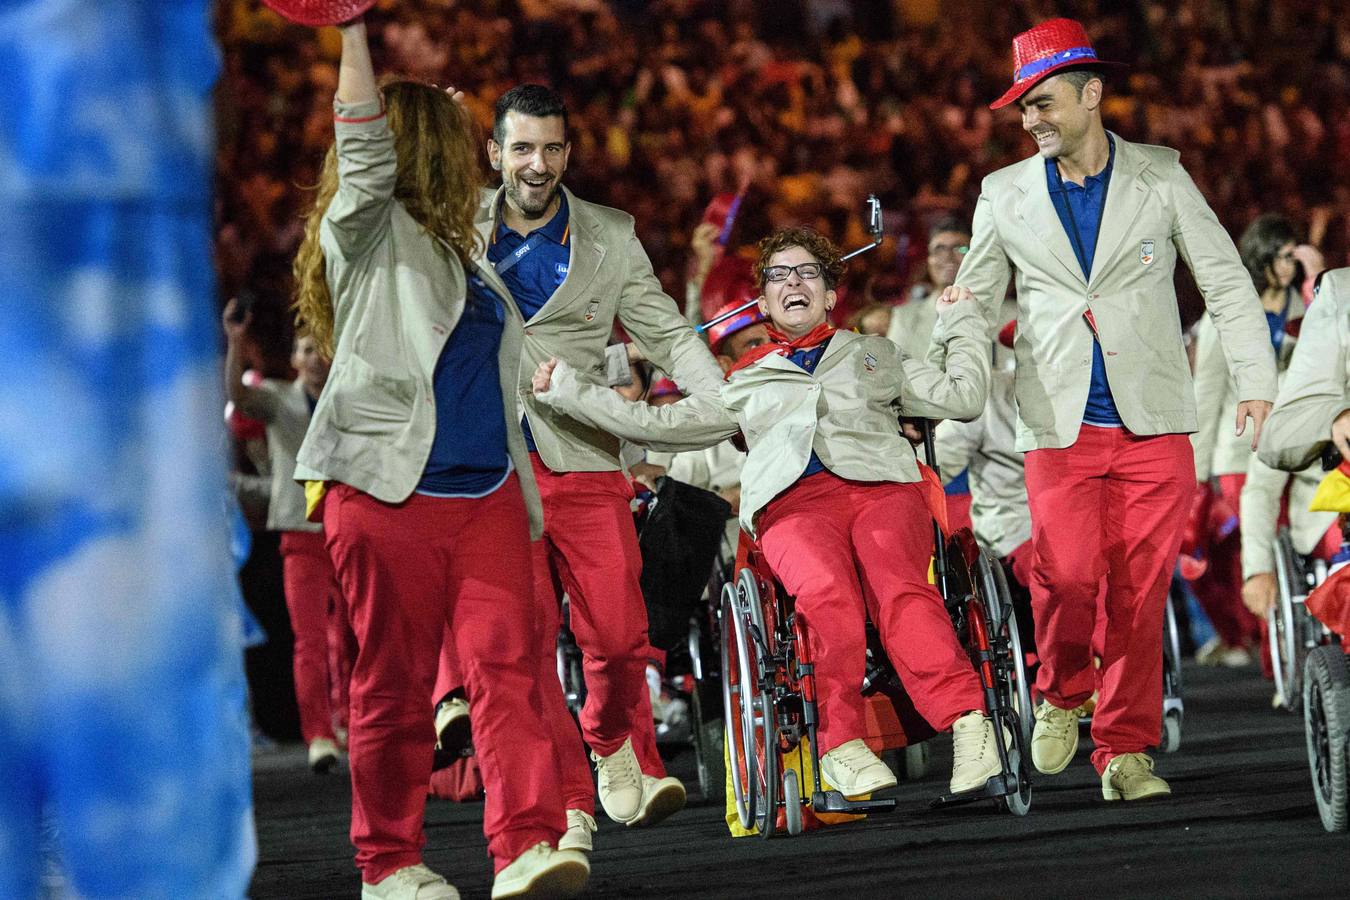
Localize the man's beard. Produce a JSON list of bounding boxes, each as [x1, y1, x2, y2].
[[506, 177, 560, 219]]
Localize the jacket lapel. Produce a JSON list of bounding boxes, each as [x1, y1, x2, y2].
[[1088, 134, 1152, 289], [1014, 156, 1087, 288], [527, 186, 605, 327], [814, 329, 859, 374]]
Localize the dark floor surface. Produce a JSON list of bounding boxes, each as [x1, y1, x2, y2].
[[251, 664, 1343, 899]]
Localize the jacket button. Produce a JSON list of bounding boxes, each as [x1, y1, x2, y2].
[[525, 329, 534, 335]]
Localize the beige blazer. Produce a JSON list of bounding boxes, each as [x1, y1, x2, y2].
[[1191, 293, 1303, 481], [473, 186, 723, 474], [538, 300, 990, 535], [1259, 268, 1350, 472], [294, 99, 542, 536], [251, 378, 321, 533], [934, 368, 1030, 558], [950, 133, 1277, 451]]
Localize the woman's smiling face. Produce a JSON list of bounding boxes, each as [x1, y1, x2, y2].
[[757, 245, 835, 337]]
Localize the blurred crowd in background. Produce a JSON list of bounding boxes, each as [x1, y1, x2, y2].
[[215, 0, 1350, 377]]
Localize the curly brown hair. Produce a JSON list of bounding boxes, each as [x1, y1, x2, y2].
[[753, 226, 846, 290], [293, 79, 484, 356]]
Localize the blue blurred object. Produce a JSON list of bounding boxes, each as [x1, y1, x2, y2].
[[0, 3, 256, 897]]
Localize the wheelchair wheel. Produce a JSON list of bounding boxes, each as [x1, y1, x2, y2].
[[972, 550, 1033, 816], [1272, 529, 1311, 712], [783, 768, 803, 836], [1304, 645, 1350, 832], [720, 573, 778, 835], [1158, 710, 1182, 754]]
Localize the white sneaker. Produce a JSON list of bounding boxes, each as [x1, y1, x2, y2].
[[1031, 700, 1079, 774], [558, 809, 596, 853], [434, 697, 471, 756], [626, 774, 686, 827], [490, 842, 589, 900], [308, 737, 339, 774], [949, 712, 1004, 794], [591, 737, 643, 823], [362, 863, 459, 900], [819, 738, 897, 797]]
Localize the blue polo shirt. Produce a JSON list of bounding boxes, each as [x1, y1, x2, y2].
[[1047, 136, 1122, 427], [487, 194, 572, 451], [416, 273, 511, 497], [1267, 288, 1292, 357], [788, 343, 830, 480], [487, 193, 571, 321]]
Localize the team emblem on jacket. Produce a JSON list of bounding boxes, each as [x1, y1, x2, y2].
[[584, 299, 599, 321], [1139, 239, 1155, 266], [862, 351, 878, 373]]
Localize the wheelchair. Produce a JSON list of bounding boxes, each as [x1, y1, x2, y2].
[[1299, 515, 1350, 832], [1271, 526, 1331, 713], [720, 524, 1035, 839], [1159, 589, 1185, 752]]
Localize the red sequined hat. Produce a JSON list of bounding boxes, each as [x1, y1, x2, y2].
[[260, 0, 378, 27], [989, 18, 1126, 110], [705, 300, 766, 355]]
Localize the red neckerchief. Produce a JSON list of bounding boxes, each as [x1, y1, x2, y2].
[[724, 322, 838, 379]]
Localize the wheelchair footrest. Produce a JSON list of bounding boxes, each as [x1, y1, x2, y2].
[[811, 790, 897, 815], [929, 773, 1016, 810]]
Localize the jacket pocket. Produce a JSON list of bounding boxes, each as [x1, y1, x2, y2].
[[330, 354, 417, 437]]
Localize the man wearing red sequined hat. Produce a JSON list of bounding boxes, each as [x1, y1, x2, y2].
[[949, 17, 1278, 800]]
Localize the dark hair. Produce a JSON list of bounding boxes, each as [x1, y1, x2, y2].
[[928, 213, 969, 243], [754, 226, 846, 289], [1059, 67, 1105, 97], [493, 84, 569, 145], [1238, 213, 1298, 293]]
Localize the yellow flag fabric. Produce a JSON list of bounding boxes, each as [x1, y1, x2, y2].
[[304, 479, 328, 521], [723, 732, 867, 837], [1310, 462, 1350, 514]]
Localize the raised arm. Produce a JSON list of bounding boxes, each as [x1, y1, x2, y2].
[[928, 186, 1011, 362], [890, 290, 991, 422], [534, 359, 738, 453], [321, 18, 396, 265], [222, 298, 279, 423]]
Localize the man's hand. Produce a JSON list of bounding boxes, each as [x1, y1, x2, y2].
[[690, 222, 721, 277], [936, 284, 975, 312], [222, 297, 252, 344], [718, 485, 741, 515], [629, 461, 666, 492], [532, 358, 559, 394], [1331, 408, 1350, 462], [899, 418, 928, 445], [1235, 399, 1273, 451], [1242, 572, 1278, 617]]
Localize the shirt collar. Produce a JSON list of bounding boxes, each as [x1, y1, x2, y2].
[[1046, 133, 1116, 191], [494, 190, 570, 244]]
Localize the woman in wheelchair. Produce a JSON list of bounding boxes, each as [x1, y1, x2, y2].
[[532, 226, 1006, 799]]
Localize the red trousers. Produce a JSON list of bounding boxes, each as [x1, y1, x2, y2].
[[529, 454, 666, 810], [278, 529, 354, 743], [1189, 474, 1261, 648], [324, 477, 562, 880], [1024, 426, 1193, 774], [757, 473, 986, 754]]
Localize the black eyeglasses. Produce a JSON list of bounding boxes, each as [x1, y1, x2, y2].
[[762, 262, 823, 283]]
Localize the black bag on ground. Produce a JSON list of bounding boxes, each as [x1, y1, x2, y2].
[[637, 476, 732, 651]]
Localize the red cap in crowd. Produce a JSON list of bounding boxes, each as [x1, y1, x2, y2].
[[705, 300, 766, 355], [649, 377, 683, 400], [990, 18, 1126, 110]]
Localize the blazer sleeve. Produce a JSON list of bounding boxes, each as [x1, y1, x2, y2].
[[891, 300, 990, 421], [613, 226, 725, 395], [320, 98, 396, 265], [1258, 274, 1350, 471], [1239, 453, 1289, 580], [1189, 314, 1229, 483], [536, 360, 739, 453], [930, 185, 1011, 360], [1169, 161, 1277, 405]]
